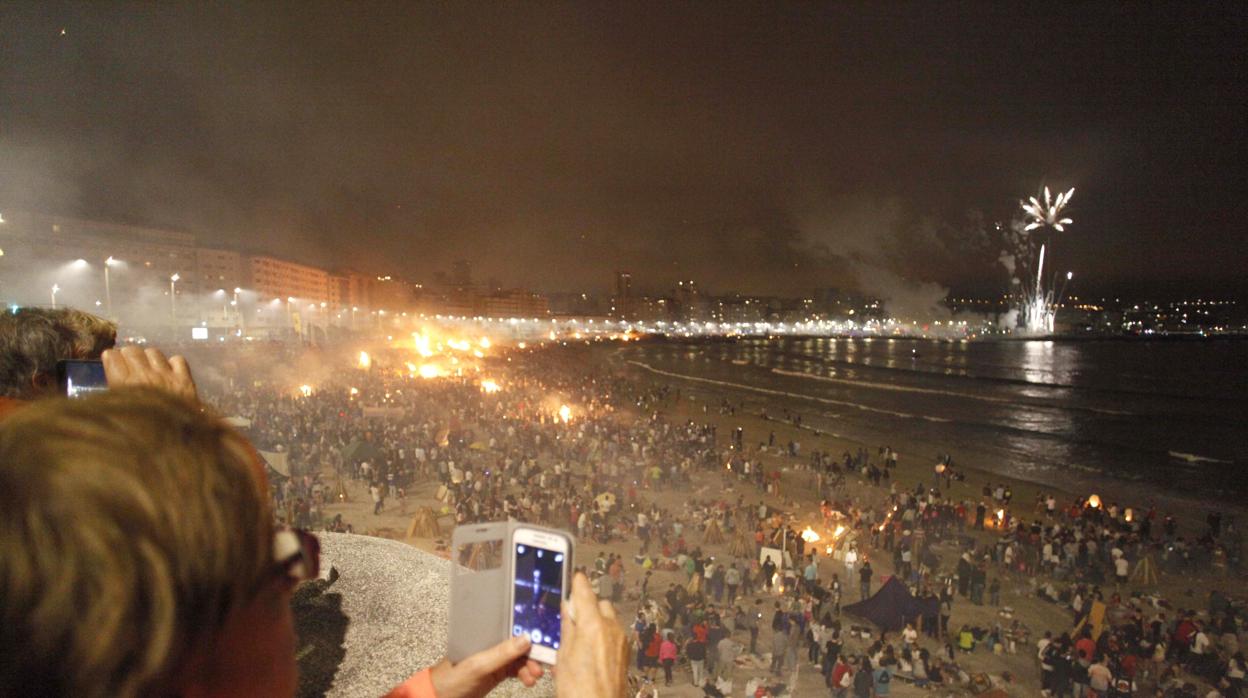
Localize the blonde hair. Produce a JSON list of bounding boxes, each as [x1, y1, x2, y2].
[[0, 388, 272, 697]]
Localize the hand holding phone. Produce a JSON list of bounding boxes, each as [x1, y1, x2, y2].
[[101, 347, 198, 402]]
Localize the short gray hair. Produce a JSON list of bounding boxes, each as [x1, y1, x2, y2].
[[0, 308, 74, 399], [0, 307, 116, 399]]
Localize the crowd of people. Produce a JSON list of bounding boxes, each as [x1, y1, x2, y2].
[[1, 306, 1245, 698], [0, 308, 628, 698]]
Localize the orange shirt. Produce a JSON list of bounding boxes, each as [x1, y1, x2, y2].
[[383, 669, 436, 698], [0, 397, 25, 422]]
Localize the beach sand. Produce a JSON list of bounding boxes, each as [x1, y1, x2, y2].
[[312, 344, 1246, 697]]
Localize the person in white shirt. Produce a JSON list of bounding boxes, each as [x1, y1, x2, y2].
[[1193, 626, 1211, 655], [901, 623, 918, 648]]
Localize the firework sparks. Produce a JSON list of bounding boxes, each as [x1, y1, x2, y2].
[[1016, 185, 1077, 334], [1022, 186, 1075, 232]]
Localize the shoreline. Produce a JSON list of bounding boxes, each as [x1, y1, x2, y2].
[[612, 346, 1247, 533]]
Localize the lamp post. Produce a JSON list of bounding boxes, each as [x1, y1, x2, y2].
[[51, 283, 60, 309], [233, 288, 244, 331], [169, 273, 180, 323], [104, 256, 118, 319]]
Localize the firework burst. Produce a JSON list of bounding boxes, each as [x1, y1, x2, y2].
[[1015, 186, 1076, 335], [1021, 186, 1075, 232]]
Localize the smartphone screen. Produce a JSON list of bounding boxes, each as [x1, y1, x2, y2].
[[57, 360, 107, 399], [510, 536, 567, 663]]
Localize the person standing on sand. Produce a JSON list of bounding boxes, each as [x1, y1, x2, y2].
[[371, 482, 384, 515], [859, 561, 873, 600], [744, 601, 761, 655], [717, 635, 742, 681], [770, 622, 789, 676], [659, 632, 677, 686]]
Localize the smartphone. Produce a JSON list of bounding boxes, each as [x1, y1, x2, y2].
[[509, 527, 572, 664], [56, 360, 107, 399]]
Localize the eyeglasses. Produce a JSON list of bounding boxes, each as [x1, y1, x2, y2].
[[273, 527, 321, 584]]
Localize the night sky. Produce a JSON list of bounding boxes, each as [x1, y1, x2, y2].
[[2, 2, 1245, 300]]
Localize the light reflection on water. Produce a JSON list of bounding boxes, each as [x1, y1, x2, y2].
[[628, 337, 1247, 499]]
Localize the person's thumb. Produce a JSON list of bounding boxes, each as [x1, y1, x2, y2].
[[462, 635, 531, 676]]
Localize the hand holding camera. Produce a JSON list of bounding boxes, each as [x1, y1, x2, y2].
[[101, 346, 198, 402]]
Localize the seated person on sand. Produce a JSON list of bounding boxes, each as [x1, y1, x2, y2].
[[0, 347, 629, 698]]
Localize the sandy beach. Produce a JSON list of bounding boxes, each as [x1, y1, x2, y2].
[[311, 342, 1247, 697]]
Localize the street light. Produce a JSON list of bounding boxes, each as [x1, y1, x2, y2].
[[170, 273, 180, 323], [104, 256, 119, 319], [233, 287, 244, 331], [51, 284, 60, 309]]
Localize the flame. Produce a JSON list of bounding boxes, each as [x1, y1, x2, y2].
[[298, 384, 313, 397], [558, 404, 572, 423], [995, 509, 1005, 521], [446, 338, 471, 352], [472, 350, 484, 358], [833, 524, 846, 538], [481, 379, 501, 393], [548, 330, 557, 341], [1124, 508, 1133, 523], [349, 387, 359, 396], [418, 364, 443, 379], [517, 342, 527, 349], [801, 527, 821, 543], [358, 351, 371, 369], [1087, 494, 1102, 509], [478, 337, 491, 349], [412, 332, 434, 357]]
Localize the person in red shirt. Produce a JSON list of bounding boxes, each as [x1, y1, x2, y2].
[[693, 620, 709, 643], [1075, 631, 1097, 663], [831, 655, 853, 696], [644, 627, 662, 682]]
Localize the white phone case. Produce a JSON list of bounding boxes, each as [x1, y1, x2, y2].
[[447, 521, 573, 663]]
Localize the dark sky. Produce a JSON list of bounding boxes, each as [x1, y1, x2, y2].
[[2, 1, 1245, 301]]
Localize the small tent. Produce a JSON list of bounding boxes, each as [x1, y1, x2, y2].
[[259, 449, 291, 479], [843, 576, 922, 632], [342, 438, 383, 466]]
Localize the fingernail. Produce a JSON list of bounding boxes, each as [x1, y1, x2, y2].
[[512, 635, 529, 649]]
